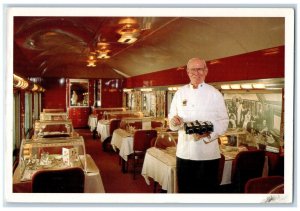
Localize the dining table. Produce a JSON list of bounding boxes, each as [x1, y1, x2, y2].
[[96, 119, 111, 142], [141, 147, 269, 193], [88, 114, 99, 139], [13, 154, 105, 193], [110, 127, 174, 173], [110, 128, 134, 172]]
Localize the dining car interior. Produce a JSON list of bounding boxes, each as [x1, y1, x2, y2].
[[7, 7, 293, 202]]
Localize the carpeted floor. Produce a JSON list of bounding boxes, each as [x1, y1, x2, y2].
[[76, 128, 155, 193]]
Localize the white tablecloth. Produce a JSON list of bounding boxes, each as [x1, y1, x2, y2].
[[96, 120, 110, 142], [13, 154, 105, 193], [111, 128, 133, 161], [141, 147, 177, 193], [141, 147, 268, 193], [88, 115, 98, 132]]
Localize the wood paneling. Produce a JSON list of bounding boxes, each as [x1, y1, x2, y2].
[[68, 107, 90, 128], [101, 79, 124, 108]]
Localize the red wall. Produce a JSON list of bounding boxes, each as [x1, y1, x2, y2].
[[40, 46, 284, 109], [125, 46, 284, 88], [42, 78, 67, 111], [42, 78, 124, 110], [101, 78, 124, 107]]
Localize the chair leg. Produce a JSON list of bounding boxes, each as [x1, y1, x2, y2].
[[154, 181, 157, 193], [133, 156, 136, 180]]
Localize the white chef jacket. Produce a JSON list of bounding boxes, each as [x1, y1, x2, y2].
[[168, 82, 229, 160]]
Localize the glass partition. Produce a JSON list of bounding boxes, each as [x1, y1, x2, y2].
[[18, 136, 87, 182], [33, 120, 78, 139]]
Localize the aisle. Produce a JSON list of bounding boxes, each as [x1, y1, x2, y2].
[[76, 129, 154, 193]]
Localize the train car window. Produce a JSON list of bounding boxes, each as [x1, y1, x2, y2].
[[13, 92, 21, 150], [25, 92, 33, 138]]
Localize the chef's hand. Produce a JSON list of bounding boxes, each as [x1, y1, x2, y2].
[[171, 115, 183, 127], [192, 133, 211, 141]]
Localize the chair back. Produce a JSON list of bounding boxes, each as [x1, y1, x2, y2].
[[32, 167, 85, 193], [133, 130, 157, 152], [129, 121, 142, 130], [152, 132, 176, 150], [244, 176, 284, 193], [231, 150, 265, 193], [269, 183, 284, 193], [109, 119, 121, 135], [151, 121, 163, 129], [265, 151, 284, 176]]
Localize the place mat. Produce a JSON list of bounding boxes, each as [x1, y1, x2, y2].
[[147, 147, 176, 166], [20, 156, 83, 182], [115, 128, 133, 137], [222, 150, 239, 160], [99, 120, 110, 125]]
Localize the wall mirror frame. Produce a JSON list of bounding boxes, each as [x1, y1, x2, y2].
[[69, 79, 89, 107]]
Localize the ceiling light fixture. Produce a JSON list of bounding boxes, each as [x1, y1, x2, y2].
[[118, 33, 137, 44], [96, 42, 111, 59], [87, 60, 96, 67], [87, 52, 97, 67], [97, 52, 110, 59], [117, 18, 139, 44]]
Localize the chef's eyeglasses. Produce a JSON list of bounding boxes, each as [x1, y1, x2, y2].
[[187, 67, 207, 73]]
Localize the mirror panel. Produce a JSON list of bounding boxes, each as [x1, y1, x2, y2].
[[70, 79, 89, 107]]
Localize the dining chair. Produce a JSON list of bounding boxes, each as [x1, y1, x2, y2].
[[128, 121, 142, 130], [102, 119, 121, 152], [265, 151, 284, 176], [152, 132, 177, 150], [32, 167, 85, 193], [151, 120, 163, 129], [231, 150, 265, 193], [269, 183, 284, 194], [244, 175, 284, 193], [128, 129, 157, 179]]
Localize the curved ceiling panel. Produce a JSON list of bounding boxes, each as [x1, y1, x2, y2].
[[13, 16, 284, 78]]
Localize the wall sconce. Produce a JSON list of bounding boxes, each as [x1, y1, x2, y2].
[[13, 74, 29, 89], [230, 84, 241, 89], [241, 84, 253, 89], [123, 88, 133, 92], [140, 88, 153, 92], [252, 83, 266, 89], [14, 74, 45, 92], [220, 83, 267, 90], [220, 85, 230, 90], [32, 84, 39, 91], [168, 87, 178, 91]]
